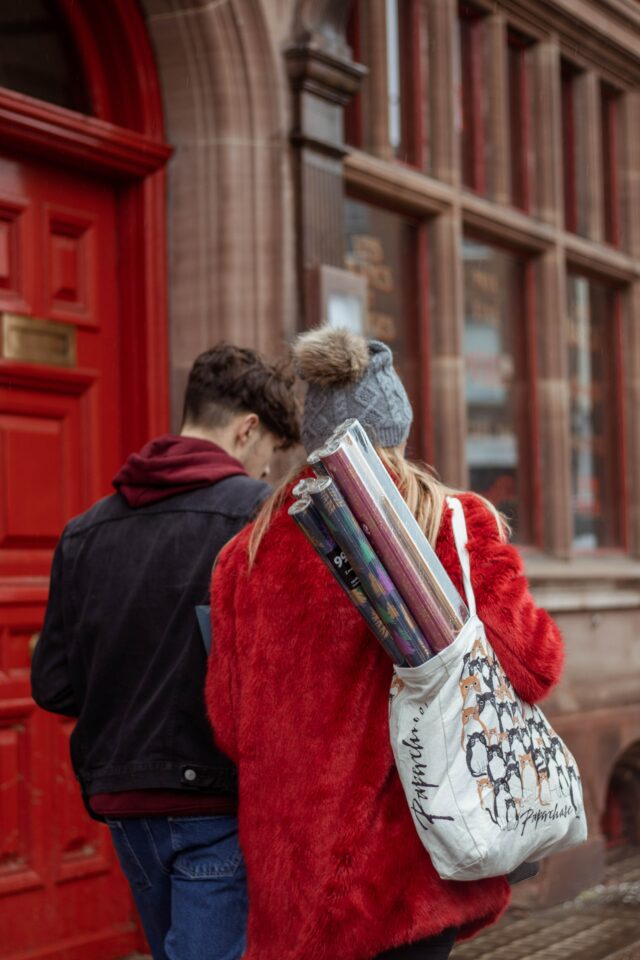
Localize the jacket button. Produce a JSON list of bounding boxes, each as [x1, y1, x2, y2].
[[183, 768, 197, 782]]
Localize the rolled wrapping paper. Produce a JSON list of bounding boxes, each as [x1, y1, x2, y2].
[[313, 419, 469, 652], [306, 450, 329, 478], [306, 422, 353, 477], [288, 496, 406, 664], [305, 477, 432, 666], [292, 478, 314, 498]]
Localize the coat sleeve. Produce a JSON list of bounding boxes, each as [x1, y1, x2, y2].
[[205, 537, 245, 763], [31, 539, 80, 717], [461, 495, 564, 704]]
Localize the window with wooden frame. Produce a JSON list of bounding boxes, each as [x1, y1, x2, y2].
[[343, 197, 430, 460], [600, 82, 621, 248], [567, 274, 624, 550], [507, 29, 534, 212], [462, 237, 537, 544], [344, 0, 423, 167], [341, 1, 639, 560], [561, 58, 580, 234], [457, 2, 487, 193]]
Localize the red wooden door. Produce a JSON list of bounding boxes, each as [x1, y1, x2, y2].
[[0, 155, 141, 959]]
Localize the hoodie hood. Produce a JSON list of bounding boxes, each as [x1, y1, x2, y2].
[[113, 434, 247, 507]]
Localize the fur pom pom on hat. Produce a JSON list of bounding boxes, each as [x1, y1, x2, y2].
[[293, 326, 413, 453], [293, 327, 370, 386]]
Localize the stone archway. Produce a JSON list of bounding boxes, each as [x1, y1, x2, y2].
[[141, 0, 297, 424], [602, 739, 640, 845]]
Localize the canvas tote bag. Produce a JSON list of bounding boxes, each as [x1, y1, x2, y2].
[[388, 496, 587, 881]]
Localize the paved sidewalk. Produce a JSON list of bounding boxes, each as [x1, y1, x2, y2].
[[451, 846, 640, 960], [120, 847, 640, 960]]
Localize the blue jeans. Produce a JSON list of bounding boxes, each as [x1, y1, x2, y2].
[[107, 815, 247, 960]]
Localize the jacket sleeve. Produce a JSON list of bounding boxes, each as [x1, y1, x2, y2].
[[462, 495, 564, 704], [31, 540, 80, 717], [205, 537, 244, 763]]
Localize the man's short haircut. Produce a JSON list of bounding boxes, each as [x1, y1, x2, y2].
[[182, 343, 300, 448]]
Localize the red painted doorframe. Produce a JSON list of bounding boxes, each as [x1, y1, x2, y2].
[[0, 0, 172, 460]]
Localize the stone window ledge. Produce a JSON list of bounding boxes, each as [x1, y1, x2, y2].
[[524, 555, 640, 611]]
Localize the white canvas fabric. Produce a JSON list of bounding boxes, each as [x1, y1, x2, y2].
[[388, 496, 587, 881]]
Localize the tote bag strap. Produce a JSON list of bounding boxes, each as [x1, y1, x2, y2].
[[445, 496, 477, 617]]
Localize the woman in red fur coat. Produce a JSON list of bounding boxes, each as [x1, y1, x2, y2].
[[205, 327, 564, 960]]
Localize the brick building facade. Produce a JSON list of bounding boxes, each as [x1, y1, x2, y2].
[[1, 1, 639, 955]]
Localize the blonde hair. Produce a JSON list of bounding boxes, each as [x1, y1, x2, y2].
[[249, 460, 306, 567], [248, 447, 509, 567]]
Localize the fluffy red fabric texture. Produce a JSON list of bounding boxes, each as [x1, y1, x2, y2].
[[206, 491, 564, 960]]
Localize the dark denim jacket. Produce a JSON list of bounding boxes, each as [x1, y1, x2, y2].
[[31, 475, 269, 810]]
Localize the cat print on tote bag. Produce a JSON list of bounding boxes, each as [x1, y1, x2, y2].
[[457, 632, 582, 834]]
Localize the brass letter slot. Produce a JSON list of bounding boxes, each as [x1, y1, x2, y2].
[[1, 312, 77, 368]]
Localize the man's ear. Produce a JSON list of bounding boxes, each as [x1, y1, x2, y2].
[[235, 412, 259, 447]]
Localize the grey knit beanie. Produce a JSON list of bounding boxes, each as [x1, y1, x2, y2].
[[293, 327, 413, 453]]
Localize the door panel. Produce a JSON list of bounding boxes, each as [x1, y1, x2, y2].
[[0, 380, 85, 577], [0, 155, 139, 958]]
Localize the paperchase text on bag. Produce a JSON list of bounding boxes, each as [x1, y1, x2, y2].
[[398, 702, 454, 831]]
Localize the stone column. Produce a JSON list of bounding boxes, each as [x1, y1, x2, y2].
[[429, 209, 468, 489], [575, 71, 604, 242], [529, 36, 572, 555], [531, 37, 564, 227], [426, 0, 460, 187], [536, 247, 573, 557], [359, 0, 391, 159]]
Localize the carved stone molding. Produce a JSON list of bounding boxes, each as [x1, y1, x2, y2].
[[291, 0, 353, 56]]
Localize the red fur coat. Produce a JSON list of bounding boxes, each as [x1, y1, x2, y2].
[[206, 491, 564, 960]]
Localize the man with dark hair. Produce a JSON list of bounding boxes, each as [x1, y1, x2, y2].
[[31, 343, 299, 960]]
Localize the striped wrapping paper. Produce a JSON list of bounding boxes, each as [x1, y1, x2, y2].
[[304, 477, 432, 666], [288, 496, 405, 664], [312, 419, 469, 652]]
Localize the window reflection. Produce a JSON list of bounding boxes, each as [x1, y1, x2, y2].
[[386, 0, 402, 151], [568, 275, 620, 549], [345, 0, 418, 165], [0, 0, 91, 113], [462, 238, 532, 542], [561, 60, 580, 234], [600, 82, 621, 247], [507, 30, 533, 211], [457, 4, 486, 193], [344, 198, 422, 454]]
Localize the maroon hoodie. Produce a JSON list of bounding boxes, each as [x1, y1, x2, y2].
[[113, 434, 247, 507]]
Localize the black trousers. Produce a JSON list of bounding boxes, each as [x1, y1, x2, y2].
[[373, 927, 457, 960]]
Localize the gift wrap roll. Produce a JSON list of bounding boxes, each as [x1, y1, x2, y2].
[[292, 478, 314, 498], [289, 496, 405, 664], [305, 477, 432, 666], [306, 450, 329, 478], [314, 419, 469, 652]]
